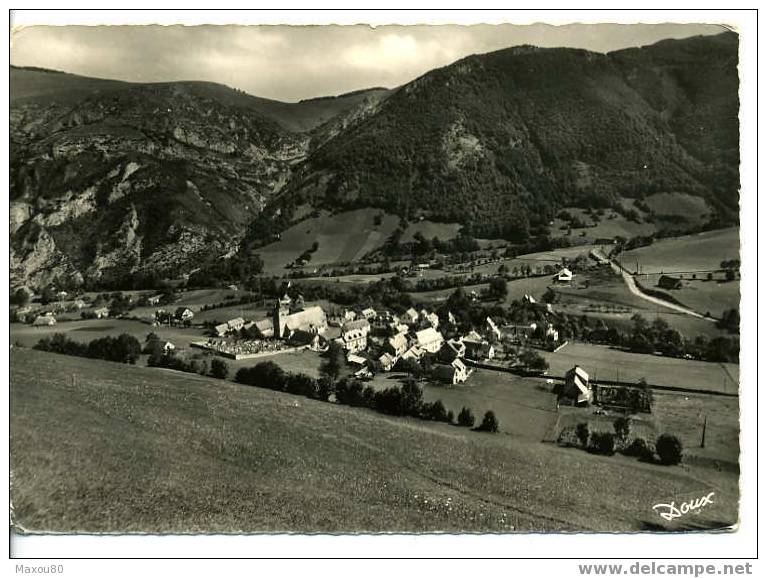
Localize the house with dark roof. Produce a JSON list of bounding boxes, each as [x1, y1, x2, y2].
[[433, 358, 470, 385], [657, 275, 683, 290], [557, 365, 592, 406]]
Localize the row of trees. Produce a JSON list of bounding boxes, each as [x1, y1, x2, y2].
[[234, 360, 500, 433], [561, 419, 683, 465], [34, 332, 141, 365]]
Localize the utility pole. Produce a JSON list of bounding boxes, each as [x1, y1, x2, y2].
[[700, 414, 707, 448]]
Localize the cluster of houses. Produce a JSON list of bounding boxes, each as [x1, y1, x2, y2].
[[154, 307, 194, 327], [331, 307, 506, 385]]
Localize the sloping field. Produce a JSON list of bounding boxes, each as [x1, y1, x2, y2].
[[550, 206, 656, 242], [623, 227, 740, 274], [10, 318, 201, 350], [643, 192, 711, 222], [638, 274, 740, 319], [11, 349, 737, 533], [541, 343, 739, 395], [401, 221, 462, 243], [257, 209, 400, 274]]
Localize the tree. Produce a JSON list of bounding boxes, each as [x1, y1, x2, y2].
[[613, 417, 631, 442], [235, 361, 286, 391], [656, 434, 683, 465], [475, 410, 499, 433], [210, 358, 229, 379], [717, 308, 740, 334], [316, 376, 334, 402], [400, 377, 424, 416], [423, 400, 448, 422], [488, 277, 508, 301], [519, 349, 549, 372], [321, 341, 345, 383], [588, 432, 616, 455], [575, 422, 590, 448], [457, 406, 475, 427], [10, 287, 30, 306]]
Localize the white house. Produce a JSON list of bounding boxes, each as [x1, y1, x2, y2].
[[554, 267, 574, 283], [94, 307, 110, 319], [378, 352, 396, 372], [485, 317, 502, 341], [434, 358, 469, 385], [361, 308, 377, 320], [404, 308, 419, 324], [32, 314, 56, 326], [386, 332, 409, 358], [214, 322, 229, 337], [561, 365, 592, 405], [339, 319, 370, 352], [415, 327, 444, 354]]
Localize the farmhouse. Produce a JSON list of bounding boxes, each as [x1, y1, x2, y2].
[[214, 322, 230, 337], [175, 307, 195, 324], [147, 295, 162, 306], [378, 352, 396, 372], [361, 308, 377, 321], [558, 365, 592, 406], [386, 332, 409, 358], [415, 327, 444, 353], [401, 345, 425, 362], [438, 339, 466, 363], [32, 314, 56, 326], [505, 323, 537, 342], [404, 308, 419, 324], [346, 353, 368, 366], [463, 336, 495, 361], [434, 358, 469, 385], [94, 307, 110, 319], [485, 317, 502, 341], [554, 267, 573, 283], [657, 275, 683, 290], [423, 311, 440, 329], [372, 311, 399, 331]]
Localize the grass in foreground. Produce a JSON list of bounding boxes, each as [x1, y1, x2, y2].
[[11, 348, 738, 533]]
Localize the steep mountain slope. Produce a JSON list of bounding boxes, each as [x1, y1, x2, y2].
[[10, 67, 392, 289], [10, 32, 739, 290], [10, 75, 306, 288], [277, 32, 739, 241]]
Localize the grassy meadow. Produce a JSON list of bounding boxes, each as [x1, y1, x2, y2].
[[11, 348, 738, 533]]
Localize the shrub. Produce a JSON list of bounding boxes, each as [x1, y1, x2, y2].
[[210, 358, 229, 379], [588, 431, 616, 455], [622, 437, 655, 461], [475, 410, 499, 433], [656, 434, 683, 465], [446, 409, 455, 424], [457, 406, 475, 427]]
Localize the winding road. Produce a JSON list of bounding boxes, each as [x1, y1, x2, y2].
[[590, 248, 714, 322]]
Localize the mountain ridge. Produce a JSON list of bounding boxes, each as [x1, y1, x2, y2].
[[10, 31, 739, 290]]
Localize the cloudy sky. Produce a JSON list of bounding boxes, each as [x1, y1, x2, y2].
[[11, 23, 727, 102]]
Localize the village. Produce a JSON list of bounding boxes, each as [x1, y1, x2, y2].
[[9, 258, 684, 417]]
